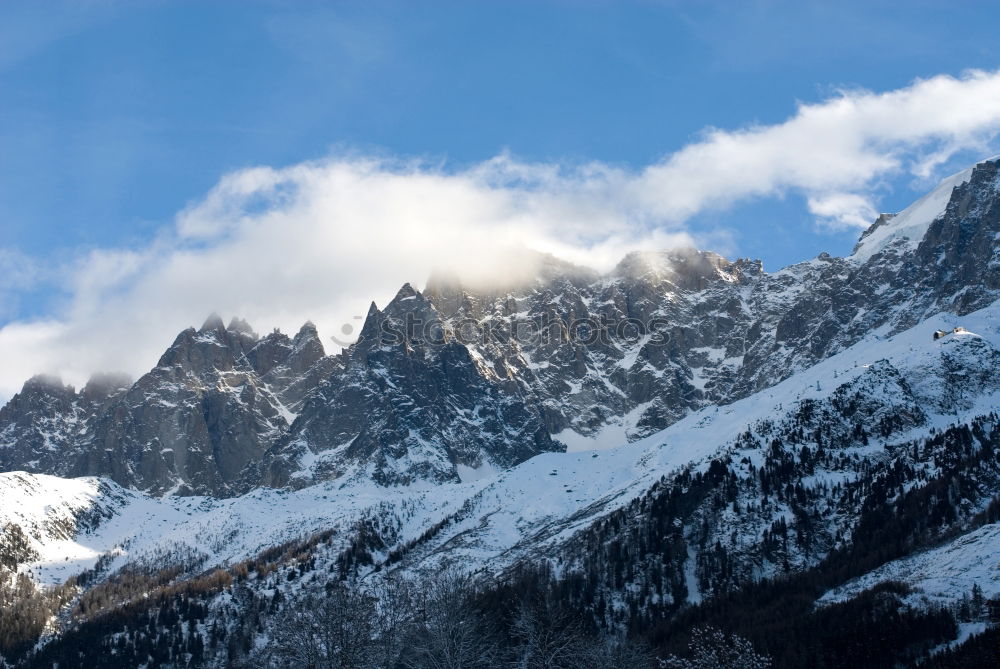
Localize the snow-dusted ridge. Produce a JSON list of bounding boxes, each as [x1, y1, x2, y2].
[[819, 521, 1000, 608], [851, 160, 990, 262], [6, 297, 1000, 588]]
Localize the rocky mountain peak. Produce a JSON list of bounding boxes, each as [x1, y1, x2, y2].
[[355, 301, 384, 347], [0, 375, 82, 481], [393, 282, 420, 301], [385, 283, 434, 315], [157, 325, 236, 375], [296, 320, 317, 335], [611, 248, 744, 290], [938, 157, 1000, 231], [1, 376, 76, 426], [732, 256, 765, 275], [358, 284, 444, 351], [227, 316, 256, 336], [199, 312, 226, 333], [856, 212, 898, 245], [154, 314, 270, 378], [912, 158, 1000, 315], [245, 329, 292, 376], [80, 372, 131, 402], [20, 373, 71, 394], [286, 321, 325, 372], [850, 157, 1000, 261]]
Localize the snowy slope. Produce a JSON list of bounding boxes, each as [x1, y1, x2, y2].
[[395, 301, 1000, 574], [851, 163, 978, 262], [0, 472, 483, 586], [819, 522, 1000, 607], [0, 472, 186, 584]]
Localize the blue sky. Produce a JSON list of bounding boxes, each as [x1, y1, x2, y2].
[[3, 0, 1000, 396], [5, 1, 1000, 264]]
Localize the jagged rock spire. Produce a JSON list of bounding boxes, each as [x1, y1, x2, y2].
[[199, 312, 225, 332], [288, 321, 325, 370], [82, 372, 132, 401], [228, 317, 255, 336]]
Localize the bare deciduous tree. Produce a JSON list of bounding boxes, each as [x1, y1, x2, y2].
[[508, 596, 593, 669], [267, 582, 379, 669], [399, 571, 499, 669], [508, 596, 656, 669], [370, 574, 418, 667], [659, 626, 771, 669]]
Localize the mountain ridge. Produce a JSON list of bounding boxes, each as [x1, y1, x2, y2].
[[4, 158, 1000, 496]]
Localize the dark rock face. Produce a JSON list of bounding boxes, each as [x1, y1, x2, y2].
[[0, 316, 328, 496], [0, 375, 96, 477], [255, 285, 556, 488], [3, 159, 1000, 496], [413, 248, 766, 442], [914, 160, 1000, 314]]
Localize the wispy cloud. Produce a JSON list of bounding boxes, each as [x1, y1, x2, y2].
[[0, 248, 42, 321], [3, 70, 1000, 399], [633, 70, 1000, 228]]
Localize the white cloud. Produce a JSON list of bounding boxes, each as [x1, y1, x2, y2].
[[633, 70, 1000, 229], [4, 69, 1000, 400], [806, 193, 879, 230]]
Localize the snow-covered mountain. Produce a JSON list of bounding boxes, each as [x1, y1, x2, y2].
[[6, 159, 1000, 498], [4, 157, 1000, 667], [6, 298, 999, 588]]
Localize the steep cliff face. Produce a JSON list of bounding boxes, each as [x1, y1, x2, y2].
[[0, 374, 121, 478], [3, 159, 1000, 496], [0, 316, 329, 496], [256, 284, 557, 488]]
